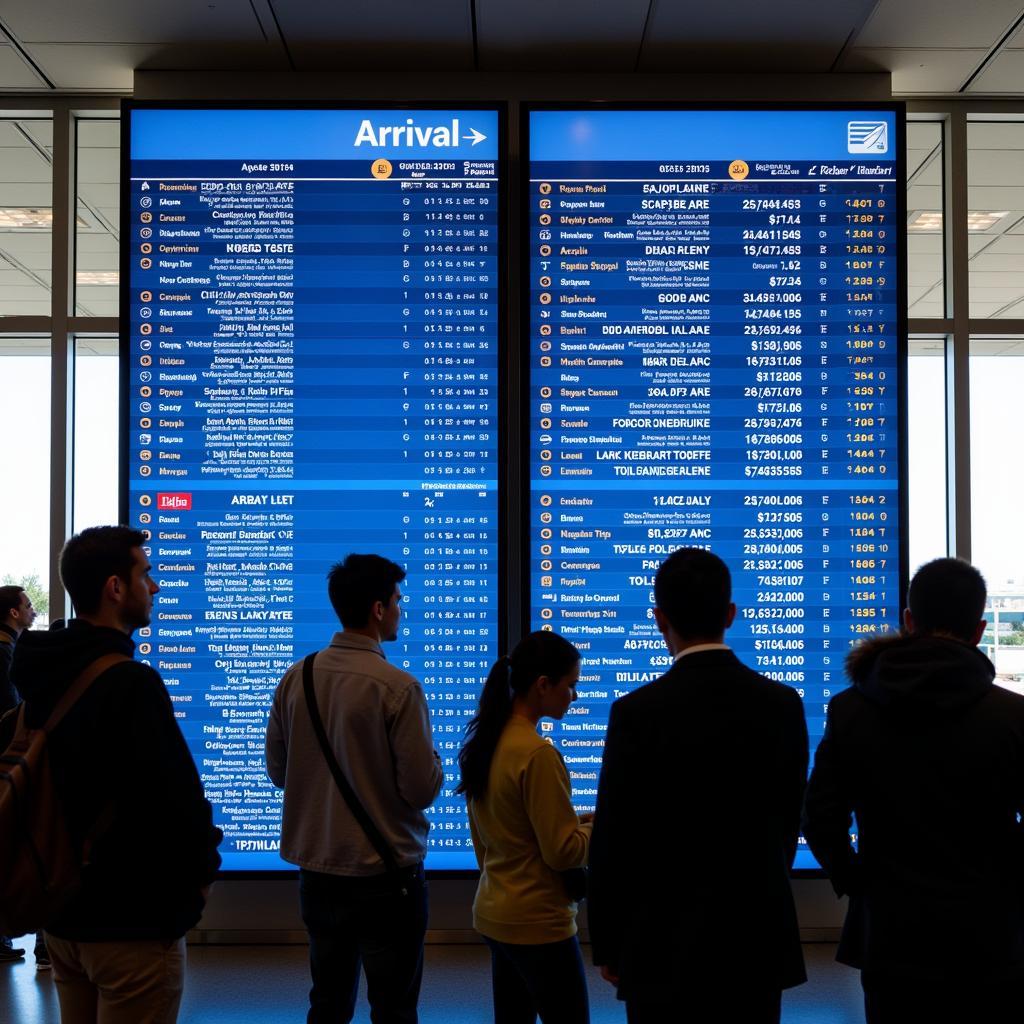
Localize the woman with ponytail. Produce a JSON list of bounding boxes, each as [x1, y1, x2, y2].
[[457, 631, 592, 1024]]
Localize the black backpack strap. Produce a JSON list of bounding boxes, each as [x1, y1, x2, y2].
[[302, 652, 409, 895]]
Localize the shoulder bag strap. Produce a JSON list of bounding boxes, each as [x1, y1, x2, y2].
[[302, 651, 408, 895]]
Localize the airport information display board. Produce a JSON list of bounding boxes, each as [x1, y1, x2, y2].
[[124, 106, 501, 870], [527, 108, 905, 869]]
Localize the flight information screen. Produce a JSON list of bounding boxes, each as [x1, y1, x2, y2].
[[527, 107, 905, 869], [124, 106, 501, 870]]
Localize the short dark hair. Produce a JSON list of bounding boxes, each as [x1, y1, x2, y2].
[[654, 547, 732, 640], [0, 585, 25, 621], [60, 526, 146, 615], [908, 557, 987, 642], [327, 554, 406, 629]]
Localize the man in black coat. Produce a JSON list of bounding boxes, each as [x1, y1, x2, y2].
[[803, 557, 1024, 1023], [588, 547, 808, 1023], [10, 526, 222, 1022]]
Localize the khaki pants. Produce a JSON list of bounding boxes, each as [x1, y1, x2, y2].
[[46, 935, 185, 1024]]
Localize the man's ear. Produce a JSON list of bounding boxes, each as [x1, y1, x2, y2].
[[903, 607, 914, 634], [724, 602, 737, 630], [105, 574, 124, 604], [972, 620, 986, 646], [653, 606, 668, 634], [370, 599, 385, 623]]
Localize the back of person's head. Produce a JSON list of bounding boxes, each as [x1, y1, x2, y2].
[[327, 553, 406, 629], [457, 630, 579, 800], [0, 585, 25, 622], [908, 557, 987, 642], [60, 526, 146, 615], [654, 547, 732, 640]]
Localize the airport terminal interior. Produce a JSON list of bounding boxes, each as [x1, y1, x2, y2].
[[3, 0, 1024, 1020]]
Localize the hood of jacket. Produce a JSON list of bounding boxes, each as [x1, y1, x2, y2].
[[10, 619, 135, 713], [845, 631, 994, 715]]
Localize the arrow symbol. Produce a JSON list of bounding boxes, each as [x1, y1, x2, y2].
[[466, 128, 486, 146]]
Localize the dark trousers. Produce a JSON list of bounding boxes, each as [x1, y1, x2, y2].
[[483, 935, 589, 1024], [863, 973, 1016, 1024], [299, 864, 428, 1024], [625, 988, 781, 1024]]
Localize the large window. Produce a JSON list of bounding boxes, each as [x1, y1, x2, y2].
[[907, 338, 947, 574], [907, 121, 945, 318], [0, 337, 51, 624], [0, 118, 53, 317], [968, 122, 1024, 320], [73, 336, 119, 533], [75, 119, 119, 318]]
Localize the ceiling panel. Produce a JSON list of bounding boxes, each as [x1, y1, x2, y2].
[[841, 47, 988, 92], [477, 0, 646, 71], [640, 0, 873, 72], [855, 0, 1023, 49], [0, 0, 265, 43], [277, 0, 474, 71], [27, 43, 289, 90], [966, 49, 1024, 93], [0, 44, 47, 88]]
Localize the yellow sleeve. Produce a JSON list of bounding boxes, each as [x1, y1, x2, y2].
[[522, 744, 592, 871]]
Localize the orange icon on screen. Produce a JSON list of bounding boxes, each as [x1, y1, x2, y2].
[[540, 466, 552, 478], [140, 324, 152, 335], [539, 293, 551, 305], [729, 160, 750, 181], [140, 290, 152, 302], [540, 418, 551, 429], [539, 244, 552, 257], [139, 258, 152, 269], [540, 387, 552, 398], [540, 495, 552, 507], [372, 159, 393, 179], [539, 214, 551, 226], [539, 183, 552, 194], [541, 559, 553, 571]]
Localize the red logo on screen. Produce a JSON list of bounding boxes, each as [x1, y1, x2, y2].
[[157, 493, 192, 510]]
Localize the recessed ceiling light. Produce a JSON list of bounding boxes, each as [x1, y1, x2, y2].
[[907, 210, 1010, 232], [76, 270, 118, 286], [0, 207, 54, 229]]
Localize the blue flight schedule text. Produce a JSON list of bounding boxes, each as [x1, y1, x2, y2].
[[528, 109, 902, 870], [127, 108, 500, 870]]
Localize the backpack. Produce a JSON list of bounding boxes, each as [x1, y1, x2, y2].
[[0, 652, 128, 936]]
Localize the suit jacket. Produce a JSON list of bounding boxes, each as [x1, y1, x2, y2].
[[588, 648, 808, 1001], [804, 632, 1024, 983]]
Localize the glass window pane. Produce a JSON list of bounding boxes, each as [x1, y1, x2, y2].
[[970, 338, 1024, 686], [0, 119, 53, 317], [0, 337, 51, 624], [73, 336, 119, 533], [907, 122, 945, 318], [908, 339, 947, 573], [76, 119, 119, 317], [968, 122, 1024, 320]]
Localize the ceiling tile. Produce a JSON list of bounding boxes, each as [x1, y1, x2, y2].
[[855, 0, 1022, 49], [842, 47, 988, 92], [26, 43, 289, 90], [477, 0, 646, 71], [966, 49, 1024, 93], [0, 44, 47, 88], [640, 0, 874, 72], [278, 0, 473, 71], [0, 0, 265, 44]]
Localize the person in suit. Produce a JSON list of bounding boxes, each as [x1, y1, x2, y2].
[[588, 547, 808, 1024], [803, 557, 1024, 1024]]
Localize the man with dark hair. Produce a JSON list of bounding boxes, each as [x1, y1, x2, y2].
[[589, 547, 808, 1023], [9, 525, 221, 1021], [804, 557, 1024, 1023], [266, 553, 443, 1024], [0, 583, 36, 964], [0, 584, 36, 714]]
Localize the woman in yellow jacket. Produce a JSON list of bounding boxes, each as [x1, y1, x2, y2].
[[458, 631, 592, 1024]]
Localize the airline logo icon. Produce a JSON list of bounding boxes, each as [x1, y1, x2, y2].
[[848, 121, 888, 154], [157, 492, 192, 510]]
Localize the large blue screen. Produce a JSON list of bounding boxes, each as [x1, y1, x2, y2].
[[527, 108, 904, 870], [125, 107, 501, 870]]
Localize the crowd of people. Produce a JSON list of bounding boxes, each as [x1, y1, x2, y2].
[[3, 526, 1024, 1024]]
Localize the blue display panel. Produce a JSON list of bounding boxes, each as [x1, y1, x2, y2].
[[527, 107, 905, 870], [124, 107, 501, 870]]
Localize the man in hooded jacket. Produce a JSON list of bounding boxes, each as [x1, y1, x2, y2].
[[804, 557, 1024, 1024]]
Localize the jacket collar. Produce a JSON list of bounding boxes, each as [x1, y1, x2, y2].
[[328, 630, 386, 659]]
